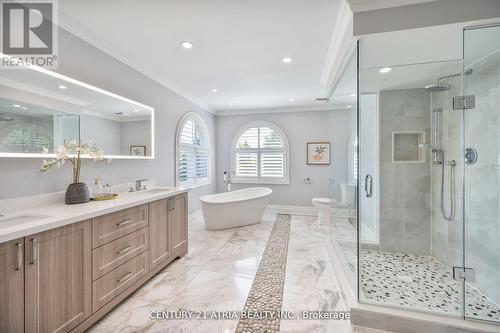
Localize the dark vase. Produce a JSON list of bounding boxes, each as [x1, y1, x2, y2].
[[65, 182, 90, 204]]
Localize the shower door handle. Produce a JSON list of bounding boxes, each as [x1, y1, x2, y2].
[[365, 174, 373, 198]]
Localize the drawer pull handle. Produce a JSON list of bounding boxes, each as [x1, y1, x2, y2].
[[116, 245, 133, 254], [116, 219, 133, 227], [31, 238, 38, 265], [15, 242, 22, 270], [116, 271, 132, 283]]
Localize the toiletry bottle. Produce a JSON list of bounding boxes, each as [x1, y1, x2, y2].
[[93, 177, 102, 198]]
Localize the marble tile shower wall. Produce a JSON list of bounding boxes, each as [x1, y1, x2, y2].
[[464, 56, 500, 306], [378, 89, 431, 255], [430, 77, 463, 271]]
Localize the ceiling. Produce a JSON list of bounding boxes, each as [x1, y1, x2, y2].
[[58, 0, 344, 114]]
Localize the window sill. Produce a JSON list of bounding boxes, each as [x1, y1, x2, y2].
[[232, 179, 289, 185]]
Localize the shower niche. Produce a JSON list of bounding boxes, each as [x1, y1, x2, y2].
[[391, 131, 426, 163]]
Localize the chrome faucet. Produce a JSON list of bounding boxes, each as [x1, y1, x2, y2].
[[223, 171, 232, 192], [134, 179, 149, 191]]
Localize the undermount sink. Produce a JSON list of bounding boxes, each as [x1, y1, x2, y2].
[[134, 188, 175, 195], [0, 214, 52, 228]]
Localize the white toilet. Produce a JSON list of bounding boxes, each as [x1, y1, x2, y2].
[[312, 183, 357, 225], [312, 197, 332, 224]]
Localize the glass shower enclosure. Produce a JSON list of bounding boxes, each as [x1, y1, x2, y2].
[[356, 24, 500, 325]]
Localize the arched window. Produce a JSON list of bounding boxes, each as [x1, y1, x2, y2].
[[231, 121, 289, 184], [176, 112, 210, 186]]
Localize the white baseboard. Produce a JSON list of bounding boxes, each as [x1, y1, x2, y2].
[[265, 204, 352, 218], [265, 205, 316, 216]]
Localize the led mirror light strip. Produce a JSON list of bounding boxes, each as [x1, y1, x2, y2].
[[0, 53, 155, 159]]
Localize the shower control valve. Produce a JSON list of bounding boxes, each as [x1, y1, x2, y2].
[[464, 148, 477, 165]]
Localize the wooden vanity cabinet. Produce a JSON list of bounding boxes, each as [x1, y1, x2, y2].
[[170, 193, 188, 257], [0, 238, 24, 333], [149, 198, 171, 268], [0, 192, 188, 333], [24, 220, 92, 333], [149, 193, 188, 269]]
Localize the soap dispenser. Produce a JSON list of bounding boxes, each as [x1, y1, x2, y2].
[[92, 177, 102, 198]]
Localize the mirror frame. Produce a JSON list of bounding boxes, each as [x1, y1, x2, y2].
[[0, 54, 155, 160]]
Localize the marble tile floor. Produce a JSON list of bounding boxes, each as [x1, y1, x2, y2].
[[88, 213, 389, 333]]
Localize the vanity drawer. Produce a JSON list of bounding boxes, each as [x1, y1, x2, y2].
[[92, 251, 149, 312], [92, 204, 148, 248], [92, 227, 149, 280]]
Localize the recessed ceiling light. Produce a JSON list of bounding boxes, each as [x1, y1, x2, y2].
[[58, 85, 67, 90], [21, 106, 28, 110], [350, 93, 356, 97], [181, 41, 193, 49], [346, 105, 353, 108], [211, 88, 218, 93], [379, 67, 392, 73], [282, 57, 293, 63], [12, 104, 21, 108], [289, 97, 295, 101]]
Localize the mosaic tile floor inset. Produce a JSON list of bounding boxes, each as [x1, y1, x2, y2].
[[360, 250, 500, 322], [236, 214, 291, 333]]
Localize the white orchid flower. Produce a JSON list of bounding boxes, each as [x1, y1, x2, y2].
[[56, 145, 68, 160]]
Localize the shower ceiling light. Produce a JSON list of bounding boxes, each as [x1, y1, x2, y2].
[[379, 67, 392, 73], [58, 85, 67, 89], [282, 57, 293, 63], [12, 104, 21, 108], [289, 97, 295, 101], [211, 88, 218, 93]]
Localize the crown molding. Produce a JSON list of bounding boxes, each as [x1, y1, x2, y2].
[[320, 0, 358, 97], [347, 0, 436, 13], [58, 12, 215, 114], [215, 103, 348, 116]]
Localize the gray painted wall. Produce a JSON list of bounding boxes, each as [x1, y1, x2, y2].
[[353, 0, 500, 35], [215, 109, 354, 206], [0, 29, 216, 214], [120, 120, 151, 156], [80, 114, 121, 155]]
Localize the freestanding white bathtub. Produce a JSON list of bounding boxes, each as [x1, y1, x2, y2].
[[200, 187, 272, 230]]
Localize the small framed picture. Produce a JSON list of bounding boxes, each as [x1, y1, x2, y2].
[[307, 142, 330, 165], [130, 145, 147, 156]]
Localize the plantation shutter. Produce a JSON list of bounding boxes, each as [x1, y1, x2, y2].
[[178, 147, 195, 183], [177, 115, 210, 185], [233, 124, 287, 182]]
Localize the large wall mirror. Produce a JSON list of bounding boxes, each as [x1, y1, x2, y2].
[[0, 62, 154, 159]]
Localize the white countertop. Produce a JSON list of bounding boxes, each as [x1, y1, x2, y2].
[[0, 186, 188, 243]]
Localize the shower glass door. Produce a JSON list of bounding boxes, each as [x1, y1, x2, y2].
[[463, 24, 500, 324]]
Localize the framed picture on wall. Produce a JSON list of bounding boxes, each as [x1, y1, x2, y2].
[[307, 142, 330, 165], [130, 145, 147, 156]]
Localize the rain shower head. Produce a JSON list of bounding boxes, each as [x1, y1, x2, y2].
[[424, 83, 452, 92]]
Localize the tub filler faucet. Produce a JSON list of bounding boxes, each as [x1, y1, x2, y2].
[[223, 171, 232, 192]]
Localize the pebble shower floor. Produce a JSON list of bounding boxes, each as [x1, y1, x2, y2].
[[360, 250, 500, 322]]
